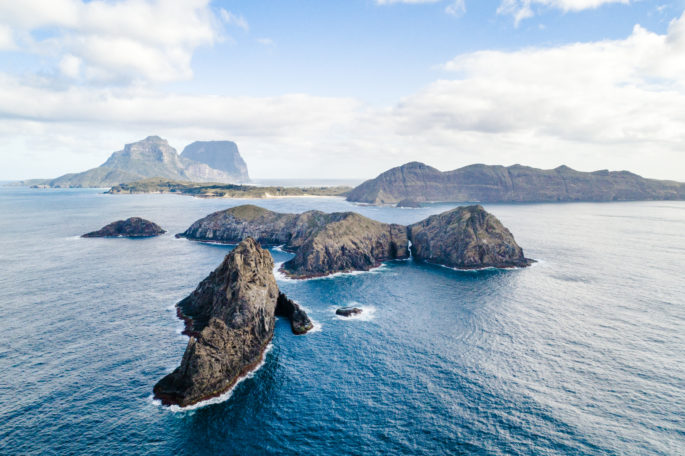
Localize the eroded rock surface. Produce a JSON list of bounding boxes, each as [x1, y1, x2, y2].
[[408, 205, 532, 269], [275, 293, 313, 335], [178, 205, 409, 278], [153, 238, 279, 407]]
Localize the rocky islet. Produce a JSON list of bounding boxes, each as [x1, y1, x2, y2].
[[81, 217, 165, 238], [178, 204, 531, 276]]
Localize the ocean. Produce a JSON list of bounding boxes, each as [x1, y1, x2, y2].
[[0, 187, 683, 455]]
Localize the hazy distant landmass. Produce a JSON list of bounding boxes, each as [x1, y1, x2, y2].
[[181, 141, 249, 183], [346, 162, 685, 204], [19, 136, 250, 188], [107, 178, 351, 198]]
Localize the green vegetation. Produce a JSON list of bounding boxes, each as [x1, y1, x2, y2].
[[107, 178, 351, 199]]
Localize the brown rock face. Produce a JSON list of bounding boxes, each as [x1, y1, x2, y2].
[[284, 212, 408, 278], [275, 293, 313, 335], [178, 205, 409, 278], [81, 217, 165, 237], [153, 238, 279, 407], [408, 205, 532, 269]]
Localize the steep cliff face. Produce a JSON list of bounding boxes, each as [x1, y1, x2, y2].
[[408, 205, 532, 269], [347, 162, 685, 204], [283, 213, 409, 278], [178, 205, 410, 278], [153, 238, 279, 407], [81, 217, 165, 238], [181, 141, 250, 183]]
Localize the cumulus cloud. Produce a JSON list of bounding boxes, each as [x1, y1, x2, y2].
[[1, 11, 685, 181], [0, 0, 222, 83], [498, 0, 630, 25]]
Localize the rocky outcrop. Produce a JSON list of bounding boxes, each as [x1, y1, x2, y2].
[[181, 141, 250, 183], [283, 212, 408, 278], [178, 205, 410, 278], [154, 238, 280, 407], [336, 307, 362, 317], [408, 205, 532, 269], [347, 161, 685, 204], [29, 136, 250, 188], [275, 293, 313, 335], [82, 217, 165, 238]]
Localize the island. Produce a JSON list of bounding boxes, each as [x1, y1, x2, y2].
[[346, 161, 685, 204], [17, 136, 251, 188], [177, 205, 410, 278], [81, 217, 165, 238], [106, 178, 351, 199], [177, 204, 531, 277], [408, 205, 533, 269], [153, 238, 313, 407]]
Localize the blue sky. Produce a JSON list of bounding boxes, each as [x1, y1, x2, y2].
[[0, 0, 684, 180]]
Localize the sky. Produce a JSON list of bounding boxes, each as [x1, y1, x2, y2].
[[1, 0, 684, 181]]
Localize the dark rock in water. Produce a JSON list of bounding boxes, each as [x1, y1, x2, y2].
[[81, 217, 165, 238], [153, 238, 279, 407], [336, 307, 362, 317], [346, 161, 685, 204], [284, 212, 408, 279], [408, 205, 532, 269], [275, 293, 313, 335], [178, 204, 533, 277], [396, 199, 422, 208], [178, 205, 410, 278]]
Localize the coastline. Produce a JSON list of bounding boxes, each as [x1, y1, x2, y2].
[[155, 339, 275, 412]]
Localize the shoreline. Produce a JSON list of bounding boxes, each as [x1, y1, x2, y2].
[[155, 339, 275, 412]]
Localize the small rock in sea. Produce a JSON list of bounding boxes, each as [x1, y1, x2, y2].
[[81, 217, 165, 238], [336, 307, 363, 317]]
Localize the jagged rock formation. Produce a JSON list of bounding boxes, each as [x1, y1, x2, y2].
[[154, 238, 311, 407], [24, 136, 250, 188], [177, 205, 410, 278], [336, 307, 362, 317], [347, 162, 685, 204], [275, 293, 313, 334], [181, 141, 250, 183], [81, 217, 165, 238], [408, 205, 532, 269], [178, 204, 532, 275]]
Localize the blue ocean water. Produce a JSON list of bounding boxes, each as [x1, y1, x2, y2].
[[0, 187, 683, 455]]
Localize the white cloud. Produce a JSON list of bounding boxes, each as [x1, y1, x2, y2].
[[1, 12, 685, 181], [220, 9, 249, 31], [59, 54, 82, 78], [445, 0, 466, 16], [0, 0, 222, 83], [498, 0, 630, 25], [0, 24, 15, 50]]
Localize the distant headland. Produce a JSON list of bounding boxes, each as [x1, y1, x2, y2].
[[346, 162, 685, 205]]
